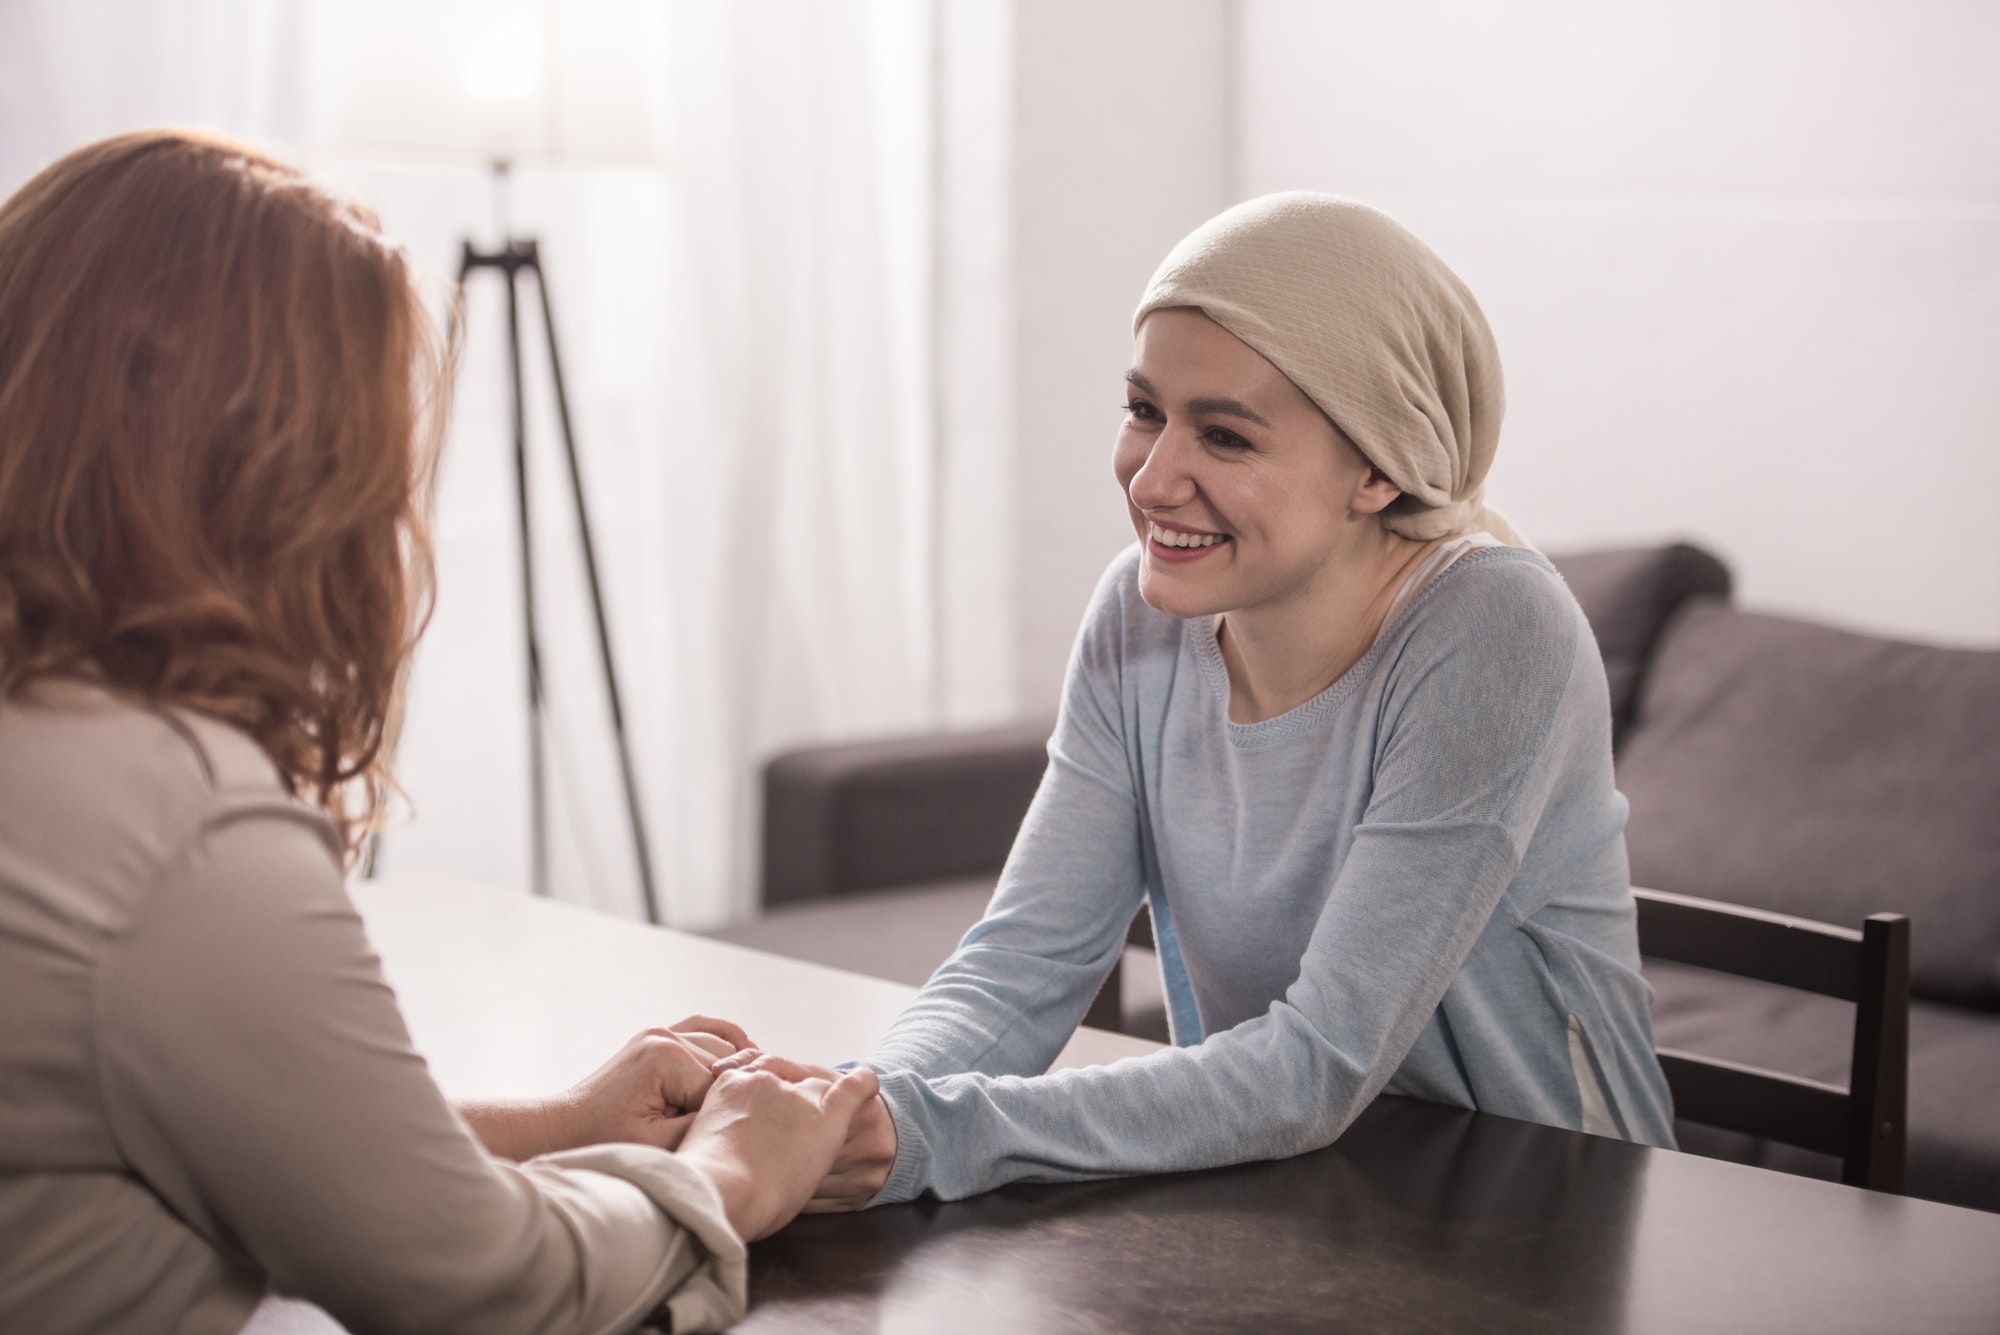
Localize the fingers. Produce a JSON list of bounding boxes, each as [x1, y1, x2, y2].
[[646, 1031, 721, 1081], [676, 1031, 736, 1061], [825, 1066, 880, 1116], [594, 1031, 720, 1121], [709, 1048, 762, 1075], [712, 1052, 821, 1083], [629, 1027, 725, 1073], [803, 1148, 888, 1212], [799, 1196, 868, 1214], [706, 1053, 877, 1121], [810, 1162, 886, 1201], [671, 1014, 754, 1052]]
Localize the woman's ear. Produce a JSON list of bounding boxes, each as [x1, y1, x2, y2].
[[1352, 466, 1403, 517]]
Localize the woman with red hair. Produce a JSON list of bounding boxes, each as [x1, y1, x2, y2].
[[0, 129, 873, 1334]]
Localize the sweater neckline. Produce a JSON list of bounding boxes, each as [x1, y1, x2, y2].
[[1194, 544, 1519, 748]]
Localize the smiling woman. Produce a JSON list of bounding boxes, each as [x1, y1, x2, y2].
[[806, 193, 1674, 1211]]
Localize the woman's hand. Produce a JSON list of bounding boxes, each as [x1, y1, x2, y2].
[[705, 1053, 899, 1212], [459, 1016, 757, 1160], [802, 1086, 898, 1212], [664, 1013, 755, 1061], [673, 1054, 881, 1241], [549, 1021, 742, 1152]]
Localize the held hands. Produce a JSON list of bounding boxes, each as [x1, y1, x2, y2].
[[674, 1055, 883, 1240], [551, 1015, 754, 1151], [705, 1053, 899, 1215], [458, 1015, 751, 1161], [459, 1016, 900, 1239], [793, 1072, 899, 1212]]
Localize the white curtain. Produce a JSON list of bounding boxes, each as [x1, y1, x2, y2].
[[0, 1, 305, 186], [0, 0, 993, 926]]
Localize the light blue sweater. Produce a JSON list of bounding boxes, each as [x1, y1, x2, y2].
[[864, 544, 1676, 1205]]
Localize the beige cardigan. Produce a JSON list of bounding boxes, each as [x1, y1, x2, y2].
[[0, 681, 746, 1334]]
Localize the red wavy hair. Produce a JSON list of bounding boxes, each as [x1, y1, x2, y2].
[[0, 129, 443, 857]]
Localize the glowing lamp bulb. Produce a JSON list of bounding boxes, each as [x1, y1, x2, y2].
[[463, 17, 540, 102]]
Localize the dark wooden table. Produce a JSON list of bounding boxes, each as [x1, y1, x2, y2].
[[742, 1095, 2000, 1334], [325, 882, 2000, 1335]]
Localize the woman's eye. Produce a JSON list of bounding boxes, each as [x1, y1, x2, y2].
[[1205, 428, 1251, 451], [1124, 399, 1161, 422]]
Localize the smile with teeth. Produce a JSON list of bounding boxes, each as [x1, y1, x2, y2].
[[1148, 521, 1229, 549]]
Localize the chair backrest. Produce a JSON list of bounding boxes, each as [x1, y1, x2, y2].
[[1619, 600, 2000, 1010], [1634, 887, 1910, 1193]]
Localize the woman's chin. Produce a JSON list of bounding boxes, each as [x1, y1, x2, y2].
[[1137, 565, 1230, 621]]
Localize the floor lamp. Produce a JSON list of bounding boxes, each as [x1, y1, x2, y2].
[[457, 213, 662, 924], [330, 0, 667, 921]]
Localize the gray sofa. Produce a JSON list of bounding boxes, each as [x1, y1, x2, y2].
[[712, 544, 2000, 1214]]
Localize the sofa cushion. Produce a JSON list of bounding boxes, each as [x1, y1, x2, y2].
[[1545, 543, 1732, 745], [1621, 601, 2000, 1008], [762, 721, 1053, 905], [1646, 957, 2000, 1213]]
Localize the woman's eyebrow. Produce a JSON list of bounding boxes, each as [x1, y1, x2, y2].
[[1185, 396, 1270, 428], [1125, 371, 1272, 428]]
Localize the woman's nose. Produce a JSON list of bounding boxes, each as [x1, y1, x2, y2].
[[1125, 429, 1198, 510]]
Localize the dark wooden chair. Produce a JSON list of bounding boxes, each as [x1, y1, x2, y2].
[[1633, 887, 1910, 1192]]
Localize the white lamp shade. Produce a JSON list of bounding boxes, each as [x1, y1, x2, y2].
[[318, 0, 664, 164]]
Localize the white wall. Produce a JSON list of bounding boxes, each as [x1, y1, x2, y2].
[[1234, 0, 2000, 644], [1005, 0, 1234, 710]]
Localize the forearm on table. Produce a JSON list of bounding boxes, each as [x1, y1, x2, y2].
[[870, 1004, 1397, 1205], [865, 939, 1119, 1080], [869, 818, 1145, 1080], [456, 1097, 573, 1162], [873, 845, 1523, 1208]]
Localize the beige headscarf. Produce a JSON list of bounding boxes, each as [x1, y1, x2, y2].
[[1134, 192, 1527, 547]]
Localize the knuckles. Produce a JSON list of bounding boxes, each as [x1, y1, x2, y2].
[[637, 1035, 704, 1067]]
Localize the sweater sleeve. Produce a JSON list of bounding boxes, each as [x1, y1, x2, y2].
[[93, 807, 747, 1335], [864, 560, 1583, 1205], [862, 557, 1151, 1089]]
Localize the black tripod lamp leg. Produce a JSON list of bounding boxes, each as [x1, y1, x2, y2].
[[526, 245, 664, 925], [502, 253, 550, 899]]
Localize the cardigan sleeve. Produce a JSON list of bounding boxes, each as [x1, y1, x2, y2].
[[93, 807, 746, 1335]]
